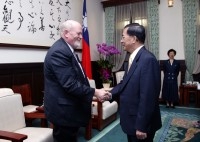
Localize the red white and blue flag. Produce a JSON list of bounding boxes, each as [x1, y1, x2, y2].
[[82, 0, 92, 79]]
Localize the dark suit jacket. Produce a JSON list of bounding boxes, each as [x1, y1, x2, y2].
[[162, 59, 180, 102], [44, 38, 95, 127], [111, 47, 162, 135]]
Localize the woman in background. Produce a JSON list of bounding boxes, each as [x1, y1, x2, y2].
[[162, 49, 180, 108]]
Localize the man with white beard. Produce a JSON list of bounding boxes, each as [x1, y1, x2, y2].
[[44, 20, 110, 142]]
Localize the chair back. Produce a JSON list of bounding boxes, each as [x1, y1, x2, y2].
[[12, 84, 32, 106], [0, 88, 14, 97], [0, 94, 26, 132], [115, 71, 125, 84]]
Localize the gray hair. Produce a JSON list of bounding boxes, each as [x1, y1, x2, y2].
[[59, 20, 74, 37]]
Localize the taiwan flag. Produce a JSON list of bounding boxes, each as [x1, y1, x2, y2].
[[82, 0, 92, 79]]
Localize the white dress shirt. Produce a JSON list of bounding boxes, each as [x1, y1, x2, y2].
[[128, 45, 144, 70]]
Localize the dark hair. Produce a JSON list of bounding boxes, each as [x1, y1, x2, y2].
[[124, 23, 145, 44], [167, 49, 176, 56], [198, 50, 200, 54]]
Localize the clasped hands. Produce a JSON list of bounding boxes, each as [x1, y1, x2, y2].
[[94, 88, 112, 102]]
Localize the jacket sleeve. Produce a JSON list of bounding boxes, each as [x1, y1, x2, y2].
[[50, 47, 94, 102], [135, 57, 161, 132]]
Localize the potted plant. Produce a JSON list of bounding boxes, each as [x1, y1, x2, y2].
[[96, 43, 121, 88]]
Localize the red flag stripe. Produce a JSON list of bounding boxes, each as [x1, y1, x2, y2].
[[82, 0, 92, 79]]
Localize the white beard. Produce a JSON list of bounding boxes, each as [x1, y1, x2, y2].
[[74, 40, 81, 49]]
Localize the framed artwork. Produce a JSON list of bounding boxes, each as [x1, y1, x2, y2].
[[0, 0, 80, 48]]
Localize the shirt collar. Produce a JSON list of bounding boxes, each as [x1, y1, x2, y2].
[[67, 43, 74, 53], [129, 45, 144, 62]]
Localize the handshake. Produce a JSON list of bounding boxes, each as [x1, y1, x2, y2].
[[94, 89, 112, 102]]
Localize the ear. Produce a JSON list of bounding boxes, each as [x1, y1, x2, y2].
[[132, 36, 137, 43], [64, 30, 69, 38]]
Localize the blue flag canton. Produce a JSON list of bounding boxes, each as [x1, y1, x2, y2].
[[82, 0, 89, 45]]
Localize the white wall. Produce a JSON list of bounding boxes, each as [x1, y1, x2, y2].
[[87, 0, 104, 61], [0, 0, 186, 63], [159, 0, 185, 60], [0, 48, 47, 63]]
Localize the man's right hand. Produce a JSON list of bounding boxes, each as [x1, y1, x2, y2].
[[94, 89, 111, 102]]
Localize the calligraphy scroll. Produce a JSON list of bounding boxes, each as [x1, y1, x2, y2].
[[0, 0, 78, 47]]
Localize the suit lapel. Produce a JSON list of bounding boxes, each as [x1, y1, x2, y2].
[[120, 47, 145, 90], [62, 39, 87, 81]]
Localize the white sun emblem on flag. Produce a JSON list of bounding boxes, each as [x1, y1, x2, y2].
[[83, 12, 87, 32]]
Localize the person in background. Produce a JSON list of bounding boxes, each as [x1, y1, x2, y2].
[[44, 20, 110, 142], [162, 49, 180, 108], [109, 23, 162, 142]]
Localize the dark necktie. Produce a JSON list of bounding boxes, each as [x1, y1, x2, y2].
[[73, 53, 85, 77], [128, 56, 133, 71], [73, 53, 90, 85], [75, 54, 80, 63]]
